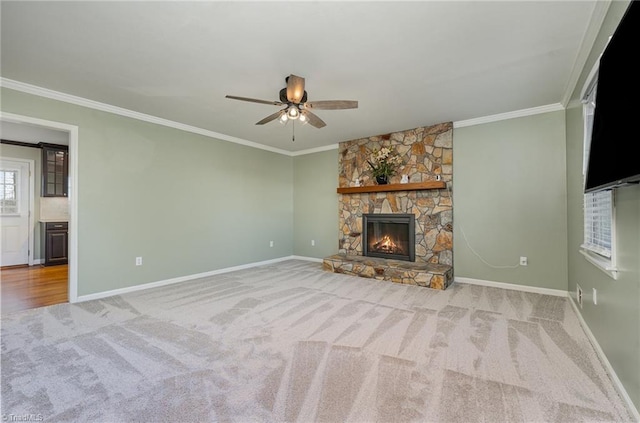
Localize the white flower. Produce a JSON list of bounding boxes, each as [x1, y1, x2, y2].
[[368, 147, 402, 178]]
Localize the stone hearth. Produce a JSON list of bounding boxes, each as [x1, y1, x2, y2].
[[323, 254, 453, 290]]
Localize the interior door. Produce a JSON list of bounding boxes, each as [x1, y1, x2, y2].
[[1, 159, 31, 266]]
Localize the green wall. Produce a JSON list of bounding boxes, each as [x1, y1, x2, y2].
[[292, 149, 339, 259], [565, 0, 639, 411], [453, 111, 569, 290], [0, 143, 42, 260], [566, 106, 640, 411], [1, 88, 294, 296]]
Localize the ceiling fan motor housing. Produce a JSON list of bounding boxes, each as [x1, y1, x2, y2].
[[279, 88, 307, 104]]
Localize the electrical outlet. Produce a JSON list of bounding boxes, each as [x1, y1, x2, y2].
[[577, 284, 583, 307], [311, 240, 315, 246], [593, 288, 597, 305], [269, 241, 274, 248], [519, 256, 528, 266], [135, 257, 142, 266]]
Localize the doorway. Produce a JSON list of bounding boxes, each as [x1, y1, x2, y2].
[[0, 158, 34, 267], [0, 112, 78, 314]]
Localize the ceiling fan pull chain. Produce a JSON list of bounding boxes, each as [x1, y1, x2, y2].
[[292, 119, 295, 142]]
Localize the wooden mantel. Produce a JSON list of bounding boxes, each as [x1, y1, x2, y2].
[[336, 181, 446, 194]]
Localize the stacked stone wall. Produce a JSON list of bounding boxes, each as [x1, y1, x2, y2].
[[338, 122, 453, 266]]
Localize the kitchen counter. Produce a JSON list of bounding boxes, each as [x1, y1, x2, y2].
[[39, 218, 69, 223]]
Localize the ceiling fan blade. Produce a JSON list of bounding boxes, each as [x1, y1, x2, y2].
[[256, 110, 285, 125], [226, 95, 284, 106], [286, 74, 305, 103], [304, 100, 358, 110], [303, 110, 326, 128]]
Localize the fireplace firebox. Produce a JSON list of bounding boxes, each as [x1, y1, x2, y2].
[[362, 214, 415, 262]]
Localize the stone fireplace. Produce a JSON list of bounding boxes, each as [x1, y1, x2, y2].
[[323, 122, 454, 290]]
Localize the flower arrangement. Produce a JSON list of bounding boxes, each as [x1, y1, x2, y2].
[[367, 147, 402, 180]]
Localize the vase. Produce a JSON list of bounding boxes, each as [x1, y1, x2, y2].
[[375, 175, 389, 185]]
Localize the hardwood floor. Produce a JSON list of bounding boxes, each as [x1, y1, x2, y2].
[[1, 264, 68, 314]]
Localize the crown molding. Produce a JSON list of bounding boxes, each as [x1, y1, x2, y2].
[[290, 143, 339, 156], [3, 78, 566, 155], [453, 103, 564, 128], [0, 78, 293, 156], [295, 103, 567, 153]]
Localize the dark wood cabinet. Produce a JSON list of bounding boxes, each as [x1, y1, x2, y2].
[[41, 222, 68, 266], [40, 143, 68, 197]]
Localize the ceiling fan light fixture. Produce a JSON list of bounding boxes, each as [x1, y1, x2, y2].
[[279, 112, 288, 124], [299, 111, 308, 124], [287, 106, 300, 120]]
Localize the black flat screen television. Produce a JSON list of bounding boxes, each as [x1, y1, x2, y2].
[[584, 0, 640, 193]]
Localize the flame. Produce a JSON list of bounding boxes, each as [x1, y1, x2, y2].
[[380, 236, 393, 248], [372, 235, 401, 254]]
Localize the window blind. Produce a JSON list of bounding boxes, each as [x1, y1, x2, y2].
[[582, 190, 613, 258]]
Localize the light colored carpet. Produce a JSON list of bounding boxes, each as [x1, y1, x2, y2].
[[1, 259, 634, 422]]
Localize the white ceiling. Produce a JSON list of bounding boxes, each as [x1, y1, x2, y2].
[[0, 1, 607, 153]]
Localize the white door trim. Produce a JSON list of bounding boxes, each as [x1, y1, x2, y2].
[[0, 157, 35, 266], [0, 112, 79, 303]]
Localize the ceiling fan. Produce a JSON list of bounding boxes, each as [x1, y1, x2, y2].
[[225, 74, 358, 129]]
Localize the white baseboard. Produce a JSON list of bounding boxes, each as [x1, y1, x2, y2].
[[454, 276, 568, 297], [290, 255, 324, 263], [75, 256, 297, 303], [568, 296, 640, 422]]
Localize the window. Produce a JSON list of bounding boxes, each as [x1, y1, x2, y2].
[[583, 190, 613, 257], [0, 169, 19, 214], [580, 69, 618, 279]]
